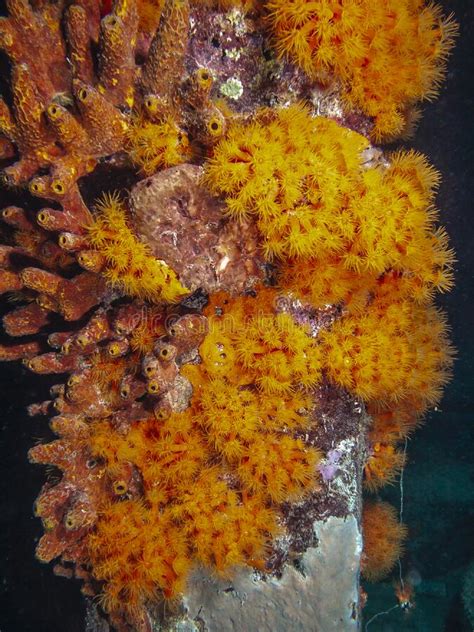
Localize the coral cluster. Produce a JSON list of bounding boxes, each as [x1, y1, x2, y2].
[[0, 0, 457, 628], [205, 103, 454, 582], [21, 284, 323, 625], [361, 501, 408, 581], [86, 192, 188, 302], [205, 106, 454, 304], [265, 0, 458, 140], [25, 306, 212, 629], [206, 106, 454, 409], [363, 402, 419, 492], [83, 289, 323, 617], [320, 280, 453, 407]]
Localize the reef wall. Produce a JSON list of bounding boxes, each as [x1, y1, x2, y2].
[[0, 1, 457, 631]]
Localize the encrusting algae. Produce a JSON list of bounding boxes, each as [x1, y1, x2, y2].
[[0, 0, 457, 629]]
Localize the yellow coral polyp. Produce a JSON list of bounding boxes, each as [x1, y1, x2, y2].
[[362, 501, 408, 581], [281, 257, 377, 312], [84, 287, 323, 606], [196, 288, 324, 395], [205, 104, 368, 258], [127, 114, 191, 176], [129, 308, 166, 354], [234, 312, 323, 392], [364, 443, 406, 492], [89, 499, 191, 610], [196, 381, 260, 459], [266, 0, 458, 140], [206, 105, 455, 314], [319, 281, 454, 409], [86, 192, 189, 303], [237, 434, 320, 503]]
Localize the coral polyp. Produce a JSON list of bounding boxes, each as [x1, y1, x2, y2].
[[0, 0, 457, 628], [127, 114, 192, 174], [86, 192, 189, 302], [361, 501, 408, 581], [266, 0, 458, 140], [363, 442, 406, 492]]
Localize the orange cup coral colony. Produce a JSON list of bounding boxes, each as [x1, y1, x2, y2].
[[0, 0, 456, 629]]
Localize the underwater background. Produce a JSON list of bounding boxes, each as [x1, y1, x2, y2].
[[0, 0, 472, 631]]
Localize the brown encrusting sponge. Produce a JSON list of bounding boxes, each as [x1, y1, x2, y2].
[[0, 0, 456, 630]]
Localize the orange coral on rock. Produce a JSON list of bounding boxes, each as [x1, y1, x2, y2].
[[4, 267, 322, 625], [80, 288, 322, 619], [206, 105, 454, 411], [187, 290, 323, 502], [319, 285, 454, 407], [320, 275, 453, 496], [22, 308, 210, 628], [88, 457, 279, 612], [363, 442, 406, 492], [204, 105, 370, 260], [204, 99, 455, 601], [205, 106, 455, 302], [265, 0, 458, 140], [363, 400, 422, 492], [89, 499, 191, 609], [85, 192, 189, 302]]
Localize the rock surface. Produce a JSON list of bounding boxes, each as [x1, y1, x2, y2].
[[175, 515, 361, 632], [130, 165, 264, 294]]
